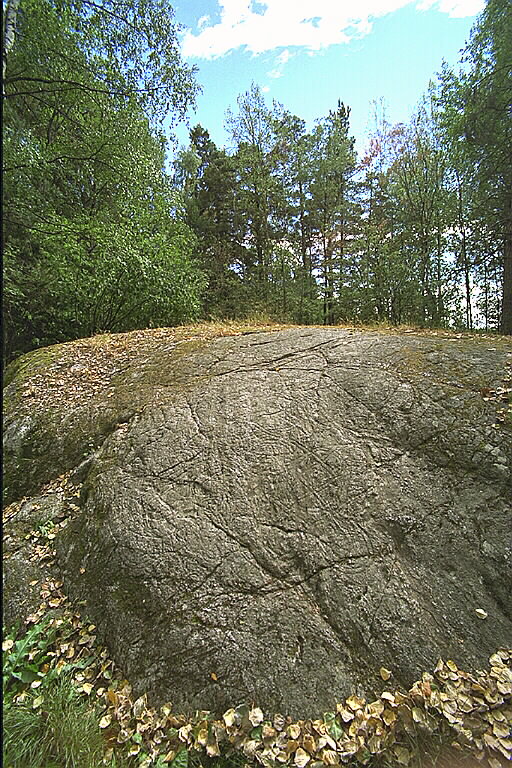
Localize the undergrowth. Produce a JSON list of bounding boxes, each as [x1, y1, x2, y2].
[[2, 620, 129, 768], [3, 671, 114, 768]]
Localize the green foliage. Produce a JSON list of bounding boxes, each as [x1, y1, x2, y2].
[[179, 124, 246, 317], [226, 83, 287, 288], [433, 0, 512, 333], [171, 748, 189, 768], [3, 619, 57, 697], [3, 0, 204, 360], [308, 100, 357, 324], [4, 0, 511, 352], [173, 6, 511, 334], [3, 0, 199, 125], [25, 206, 205, 341], [181, 88, 358, 326]]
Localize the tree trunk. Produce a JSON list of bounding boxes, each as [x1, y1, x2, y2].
[[456, 174, 473, 330], [483, 263, 489, 331], [298, 179, 308, 323], [3, 0, 20, 93], [501, 194, 512, 335], [436, 226, 444, 326]]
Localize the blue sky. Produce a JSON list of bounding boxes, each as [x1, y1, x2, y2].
[[170, 0, 484, 156]]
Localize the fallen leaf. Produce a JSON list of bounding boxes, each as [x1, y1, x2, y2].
[[294, 747, 311, 767], [243, 740, 259, 758], [382, 709, 397, 726], [196, 729, 208, 746], [475, 609, 488, 620], [498, 736, 512, 751], [346, 695, 365, 712], [249, 707, 264, 726], [321, 749, 339, 765], [368, 733, 383, 754], [223, 708, 236, 727], [206, 741, 220, 757], [133, 694, 147, 719], [99, 714, 112, 729], [380, 667, 392, 681], [368, 700, 384, 717], [117, 729, 134, 744], [178, 724, 193, 742], [339, 739, 359, 757]]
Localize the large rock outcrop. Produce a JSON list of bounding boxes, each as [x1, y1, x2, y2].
[[4, 327, 512, 718]]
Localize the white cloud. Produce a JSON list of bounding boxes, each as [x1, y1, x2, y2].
[[416, 0, 484, 17], [197, 15, 211, 29], [267, 48, 292, 78], [181, 0, 484, 59]]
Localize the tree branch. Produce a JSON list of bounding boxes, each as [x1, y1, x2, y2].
[[80, 0, 141, 32], [3, 142, 111, 173], [3, 75, 167, 99]]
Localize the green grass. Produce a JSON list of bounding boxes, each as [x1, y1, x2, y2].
[[3, 671, 113, 768], [2, 619, 131, 768]]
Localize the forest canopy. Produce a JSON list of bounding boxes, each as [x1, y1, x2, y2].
[[3, 0, 203, 358], [2, 0, 511, 360]]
